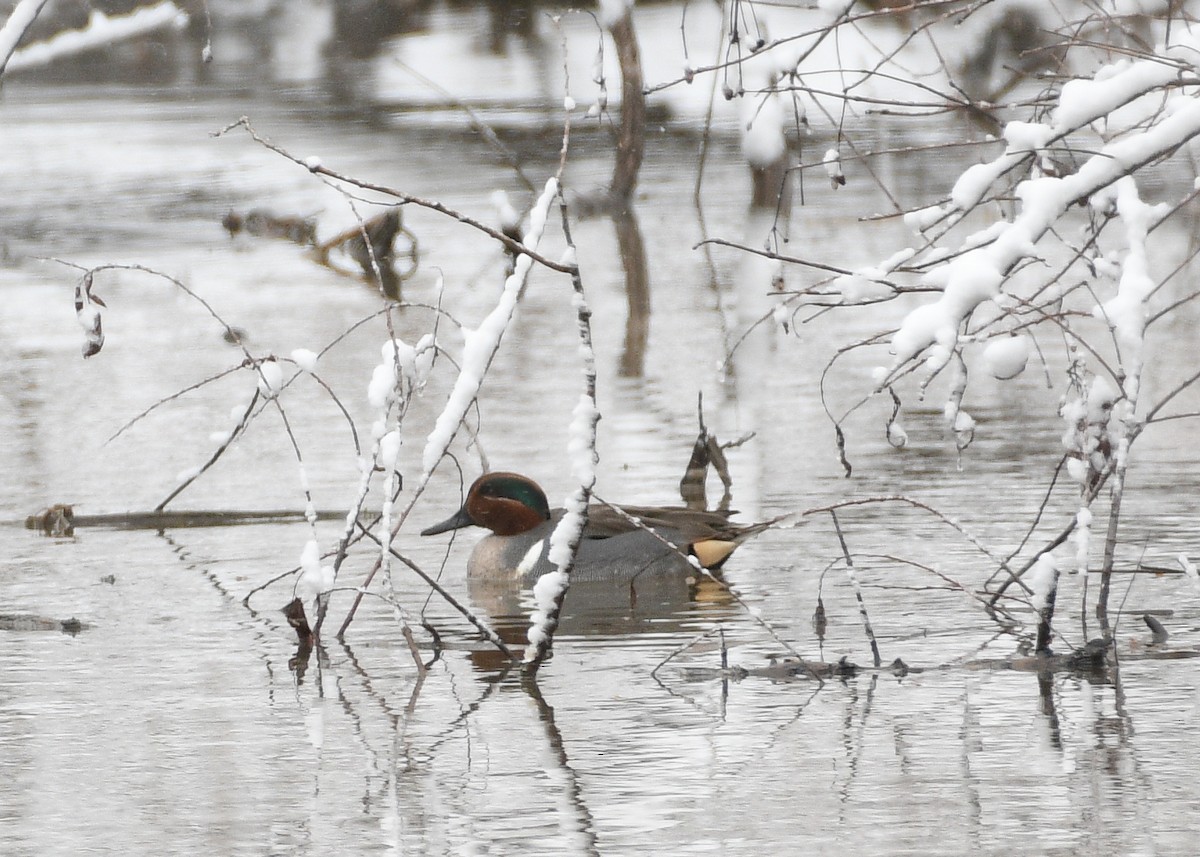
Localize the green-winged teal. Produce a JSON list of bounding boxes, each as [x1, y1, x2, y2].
[[421, 471, 771, 583]]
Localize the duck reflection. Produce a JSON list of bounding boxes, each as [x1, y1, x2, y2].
[[464, 573, 737, 671]]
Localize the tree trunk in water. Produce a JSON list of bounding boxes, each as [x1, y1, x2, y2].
[[609, 8, 649, 377], [609, 9, 644, 210], [614, 210, 649, 377]]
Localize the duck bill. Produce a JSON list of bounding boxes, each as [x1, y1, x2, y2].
[[420, 506, 475, 536]]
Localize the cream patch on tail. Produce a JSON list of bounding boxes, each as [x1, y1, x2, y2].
[[691, 539, 736, 569]]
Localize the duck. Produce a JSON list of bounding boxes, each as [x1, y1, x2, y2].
[[420, 471, 772, 583]]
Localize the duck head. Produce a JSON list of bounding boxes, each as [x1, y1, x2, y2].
[[421, 472, 552, 537]]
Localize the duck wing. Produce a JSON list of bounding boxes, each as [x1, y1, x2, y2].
[[581, 504, 741, 541]]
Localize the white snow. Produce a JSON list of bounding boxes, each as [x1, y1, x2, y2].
[[0, 0, 47, 71], [1093, 177, 1166, 397], [525, 570, 569, 652], [597, 0, 632, 29], [1087, 374, 1120, 422], [816, 0, 855, 16], [379, 430, 402, 470], [421, 177, 558, 479], [1061, 374, 1122, 486], [982, 335, 1030, 380], [75, 303, 100, 332], [368, 335, 435, 409], [904, 204, 950, 233], [291, 348, 319, 372], [890, 302, 957, 367], [523, 220, 599, 662], [546, 395, 600, 570], [741, 89, 786, 169], [1029, 553, 1059, 612], [1073, 507, 1092, 574], [367, 365, 393, 410], [1002, 121, 1053, 152], [257, 360, 283, 399], [490, 190, 521, 234], [75, 301, 103, 357], [950, 156, 1016, 211], [823, 148, 844, 186], [4, 1, 186, 73], [565, 394, 600, 481], [951, 409, 975, 448], [890, 77, 1200, 376], [1179, 554, 1200, 590], [831, 272, 893, 304], [296, 538, 335, 601], [891, 257, 1004, 369], [1052, 56, 1184, 135]]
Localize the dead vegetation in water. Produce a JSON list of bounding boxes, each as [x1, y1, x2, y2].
[[221, 205, 419, 299], [25, 504, 75, 537]]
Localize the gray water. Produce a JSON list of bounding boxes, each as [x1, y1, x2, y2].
[[4, 10, 1200, 856]]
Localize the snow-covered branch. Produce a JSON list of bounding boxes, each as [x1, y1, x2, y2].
[[418, 177, 559, 491], [2, 1, 186, 76], [523, 207, 595, 669], [0, 0, 50, 76]]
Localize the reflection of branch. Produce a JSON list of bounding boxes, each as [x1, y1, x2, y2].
[[835, 674, 878, 811], [651, 626, 725, 677], [866, 553, 1018, 625], [519, 676, 602, 857]]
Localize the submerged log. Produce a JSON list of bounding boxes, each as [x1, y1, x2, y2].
[[0, 614, 86, 634], [25, 506, 352, 531], [669, 642, 1200, 684]]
